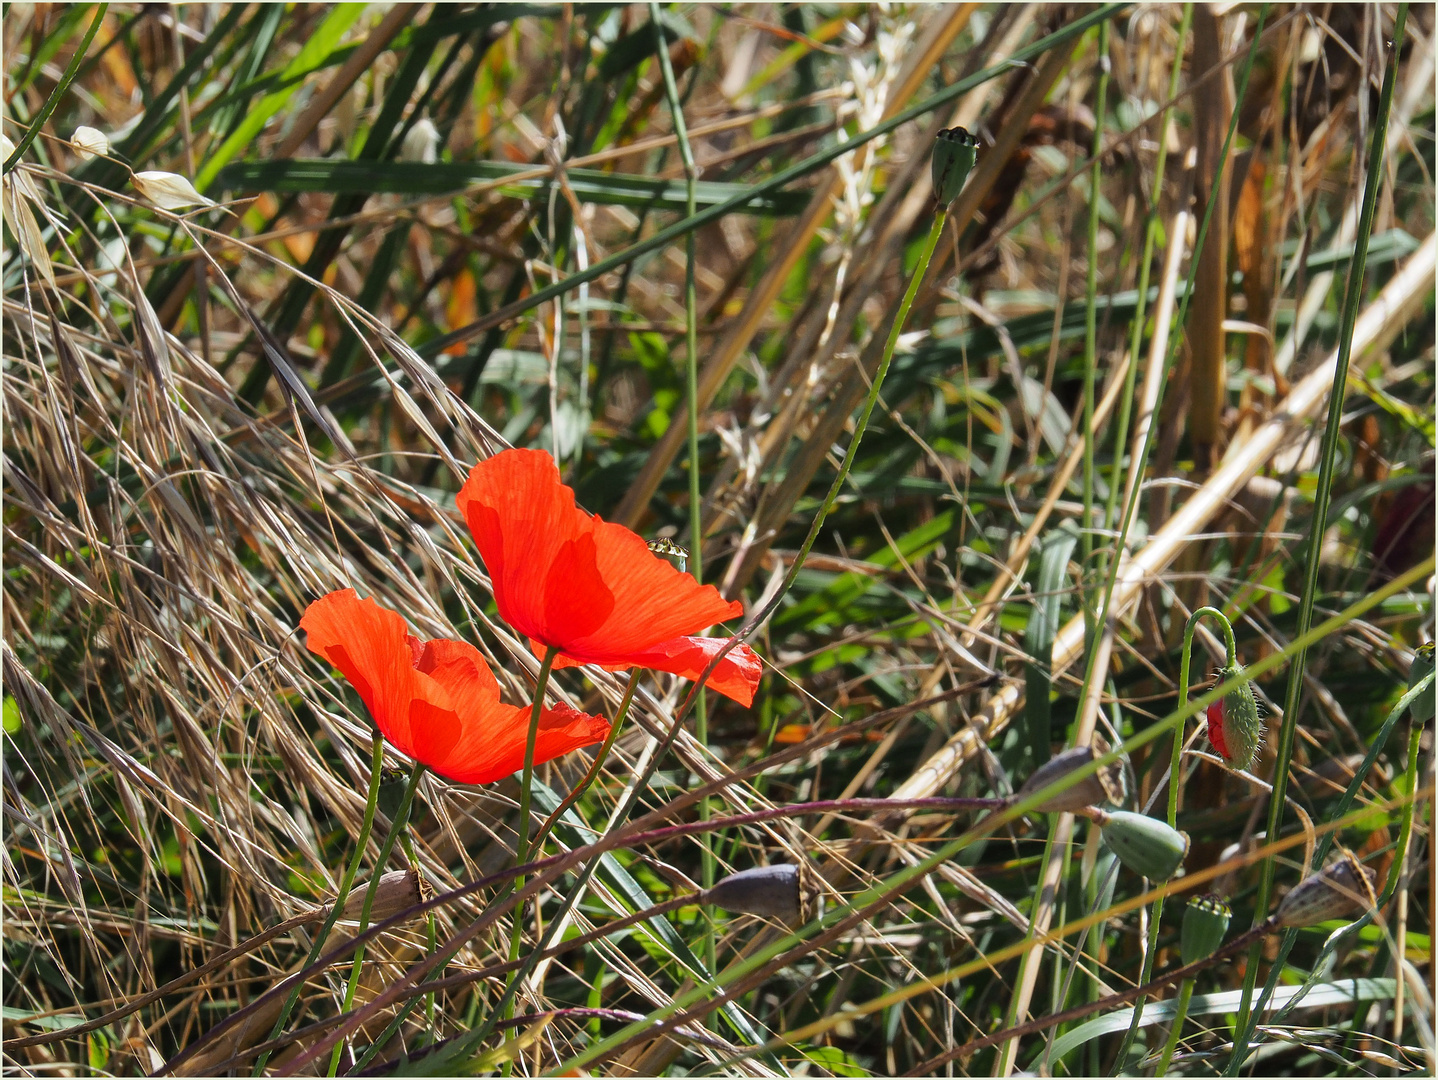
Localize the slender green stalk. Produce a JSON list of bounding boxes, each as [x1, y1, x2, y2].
[[1154, 976, 1194, 1075], [1081, 20, 1109, 646], [398, 828, 438, 1040], [650, 0, 715, 981], [1104, 3, 1193, 536], [504, 644, 562, 1006], [1113, 607, 1235, 1068], [4, 3, 109, 170], [326, 760, 425, 1076], [253, 732, 385, 1076], [1226, 8, 1408, 1070], [529, 668, 642, 854]]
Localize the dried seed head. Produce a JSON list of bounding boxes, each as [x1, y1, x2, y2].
[[338, 868, 430, 924], [1275, 853, 1378, 929], [704, 863, 815, 924], [132, 170, 215, 210], [1408, 642, 1434, 724], [70, 126, 110, 160], [1181, 894, 1232, 966], [1207, 663, 1261, 771], [1098, 810, 1189, 881], [1016, 743, 1125, 813], [932, 127, 979, 205]]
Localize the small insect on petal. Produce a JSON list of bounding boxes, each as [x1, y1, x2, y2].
[[1207, 663, 1261, 771], [70, 126, 110, 160], [932, 126, 980, 205], [132, 170, 215, 210]]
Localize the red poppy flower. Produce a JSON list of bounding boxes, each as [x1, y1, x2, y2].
[[300, 589, 609, 785], [456, 448, 761, 706]]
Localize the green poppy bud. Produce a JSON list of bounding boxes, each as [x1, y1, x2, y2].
[[1206, 663, 1262, 771], [1274, 853, 1378, 929], [1097, 810, 1189, 881], [704, 863, 814, 923], [1016, 744, 1125, 813], [932, 127, 979, 205], [1180, 894, 1232, 966], [1408, 642, 1434, 724]]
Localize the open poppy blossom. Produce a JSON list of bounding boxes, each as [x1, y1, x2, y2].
[[456, 448, 762, 706], [299, 589, 610, 785]]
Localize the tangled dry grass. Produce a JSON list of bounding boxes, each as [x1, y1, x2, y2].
[[3, 4, 1434, 1076]]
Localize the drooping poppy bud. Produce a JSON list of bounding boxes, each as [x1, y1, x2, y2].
[[1206, 663, 1261, 771], [337, 868, 433, 924], [1015, 744, 1125, 813], [1408, 642, 1434, 724], [1097, 810, 1189, 881], [703, 864, 813, 923], [1274, 854, 1378, 929], [932, 127, 980, 205], [1180, 894, 1232, 965]]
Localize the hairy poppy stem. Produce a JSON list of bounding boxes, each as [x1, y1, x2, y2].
[[1114, 604, 1236, 1066], [253, 732, 386, 1076], [326, 760, 424, 1076], [505, 644, 562, 1014], [530, 667, 641, 854]]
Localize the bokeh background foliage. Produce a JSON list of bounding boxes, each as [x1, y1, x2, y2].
[[3, 3, 1434, 1076]]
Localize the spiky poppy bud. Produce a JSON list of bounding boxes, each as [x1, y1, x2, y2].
[[1206, 663, 1261, 771], [1274, 854, 1378, 929], [1097, 810, 1189, 881], [1408, 642, 1434, 724], [932, 127, 979, 205], [1181, 894, 1232, 965], [1016, 744, 1125, 813], [703, 863, 813, 923]]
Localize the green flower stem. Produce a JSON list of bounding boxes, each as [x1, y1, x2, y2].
[[398, 828, 438, 1041], [326, 759, 425, 1076], [1227, 8, 1408, 1071], [1112, 606, 1234, 1070], [503, 643, 562, 1013], [4, 3, 108, 170], [650, 0, 716, 982], [529, 667, 642, 855], [253, 732, 385, 1077], [1103, 2, 1192, 539], [1080, 19, 1110, 643]]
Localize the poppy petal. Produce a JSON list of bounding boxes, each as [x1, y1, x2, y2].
[[619, 636, 763, 707], [300, 591, 610, 785], [458, 449, 744, 662], [544, 635, 762, 707], [300, 589, 431, 755]]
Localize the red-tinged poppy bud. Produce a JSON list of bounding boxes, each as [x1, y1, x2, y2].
[[932, 127, 979, 205], [1274, 854, 1378, 929], [1016, 744, 1125, 813], [1206, 664, 1261, 771], [1181, 894, 1232, 966], [703, 863, 814, 923], [1096, 810, 1189, 881], [1408, 642, 1434, 724]]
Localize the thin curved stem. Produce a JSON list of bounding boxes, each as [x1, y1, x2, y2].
[[252, 732, 386, 1076], [1113, 605, 1235, 1067], [326, 760, 424, 1075]]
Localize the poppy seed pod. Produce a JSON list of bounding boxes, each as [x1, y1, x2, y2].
[[1275, 854, 1378, 929], [1408, 642, 1434, 724], [1097, 810, 1189, 881], [338, 868, 433, 924], [703, 864, 813, 923], [1181, 894, 1232, 966], [1016, 745, 1125, 813], [1206, 664, 1261, 771], [932, 127, 980, 205]]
